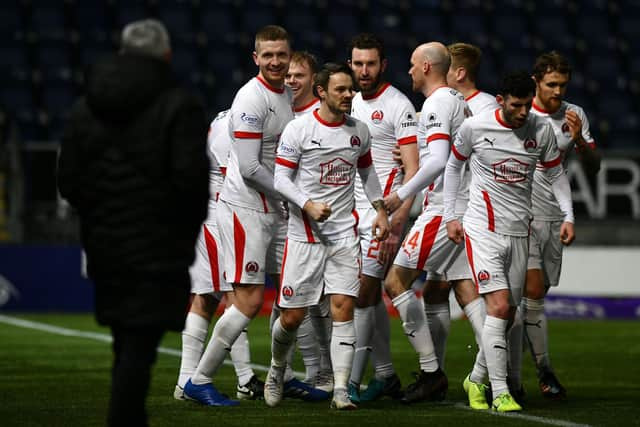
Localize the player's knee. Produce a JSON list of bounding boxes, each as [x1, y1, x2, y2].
[[452, 279, 479, 307], [280, 308, 305, 330]]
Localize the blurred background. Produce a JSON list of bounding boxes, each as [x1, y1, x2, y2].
[[0, 0, 638, 315]]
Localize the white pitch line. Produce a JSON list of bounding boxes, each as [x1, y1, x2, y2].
[[0, 314, 592, 427]]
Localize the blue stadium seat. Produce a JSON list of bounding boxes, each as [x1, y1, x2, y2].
[[0, 2, 24, 34], [156, 2, 194, 36], [240, 5, 277, 35], [326, 13, 361, 39], [72, 1, 111, 33], [618, 15, 640, 41], [491, 13, 529, 49], [284, 10, 318, 35], [200, 4, 236, 39], [408, 12, 447, 41], [531, 15, 574, 51], [114, 2, 150, 29], [451, 13, 487, 42], [28, 5, 67, 33]]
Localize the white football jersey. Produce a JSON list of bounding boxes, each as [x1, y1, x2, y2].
[[350, 83, 418, 210], [465, 90, 498, 115], [531, 100, 595, 220], [451, 109, 563, 236], [276, 110, 373, 242], [204, 110, 232, 222], [294, 98, 320, 117], [220, 76, 294, 212], [419, 86, 470, 215]]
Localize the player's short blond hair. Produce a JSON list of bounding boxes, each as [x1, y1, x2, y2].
[[448, 42, 482, 83], [254, 25, 291, 52], [291, 51, 319, 73]]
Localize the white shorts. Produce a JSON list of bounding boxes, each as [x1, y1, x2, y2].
[[527, 219, 563, 287], [425, 248, 472, 282], [358, 207, 385, 279], [463, 225, 528, 306], [216, 201, 286, 285], [189, 221, 232, 293], [278, 236, 361, 309], [393, 212, 471, 280]]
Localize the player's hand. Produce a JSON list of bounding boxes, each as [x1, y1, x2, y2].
[[303, 200, 331, 222], [372, 211, 390, 242], [559, 221, 575, 246], [565, 110, 583, 143], [378, 231, 400, 270], [446, 219, 464, 244], [278, 200, 289, 220], [383, 192, 402, 214]]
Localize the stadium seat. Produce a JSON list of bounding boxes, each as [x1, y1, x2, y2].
[[0, 2, 24, 34], [28, 5, 67, 33], [200, 4, 237, 39], [240, 5, 277, 35], [156, 1, 194, 36], [408, 12, 448, 41]]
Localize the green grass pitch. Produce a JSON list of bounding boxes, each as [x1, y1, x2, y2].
[[0, 313, 638, 426]]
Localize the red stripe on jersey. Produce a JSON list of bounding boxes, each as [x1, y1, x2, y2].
[[220, 166, 227, 176], [358, 150, 373, 168], [215, 192, 220, 201], [256, 75, 285, 93], [276, 157, 298, 169], [495, 109, 514, 129], [465, 90, 480, 102], [541, 155, 562, 168], [426, 133, 450, 143], [232, 213, 246, 284], [277, 239, 289, 306], [482, 190, 495, 232], [451, 144, 468, 160], [295, 98, 319, 112], [313, 109, 346, 127], [417, 215, 442, 270], [532, 99, 548, 113], [383, 168, 398, 197], [352, 209, 360, 237], [234, 131, 263, 139], [259, 192, 269, 213], [301, 211, 316, 243], [398, 135, 417, 145], [362, 82, 391, 100], [464, 232, 479, 291], [203, 225, 220, 292]]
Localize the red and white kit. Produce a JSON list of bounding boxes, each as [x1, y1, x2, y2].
[[217, 76, 293, 285], [274, 111, 382, 308], [393, 87, 471, 280], [528, 100, 594, 285], [190, 110, 233, 294], [351, 83, 418, 278], [294, 98, 320, 117], [465, 90, 499, 116], [444, 109, 573, 303]]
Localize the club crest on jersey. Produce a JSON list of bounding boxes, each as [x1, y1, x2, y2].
[[561, 122, 571, 138], [350, 135, 362, 147], [492, 158, 529, 183], [282, 286, 294, 300], [245, 261, 259, 273], [320, 158, 354, 186], [477, 270, 490, 284], [524, 138, 538, 152], [371, 110, 384, 124]]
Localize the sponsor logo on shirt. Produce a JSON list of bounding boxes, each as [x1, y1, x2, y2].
[[425, 112, 442, 129], [240, 113, 260, 127], [492, 158, 529, 183], [371, 110, 384, 124], [320, 158, 354, 186], [279, 143, 297, 155], [402, 111, 418, 128]]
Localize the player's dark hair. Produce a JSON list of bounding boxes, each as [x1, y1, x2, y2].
[[254, 25, 290, 51], [349, 33, 385, 61], [448, 42, 482, 82], [291, 50, 319, 73], [532, 51, 571, 81], [498, 70, 536, 98], [313, 62, 353, 98]]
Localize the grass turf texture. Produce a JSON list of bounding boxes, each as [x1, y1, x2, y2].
[[1, 313, 638, 426]]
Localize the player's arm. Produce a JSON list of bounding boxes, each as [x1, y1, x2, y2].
[[235, 135, 281, 199], [358, 148, 389, 241], [566, 109, 600, 177], [444, 128, 472, 244]]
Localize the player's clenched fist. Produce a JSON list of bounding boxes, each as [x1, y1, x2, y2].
[[303, 200, 332, 222], [446, 219, 464, 244]]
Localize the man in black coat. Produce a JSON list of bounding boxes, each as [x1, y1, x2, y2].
[[57, 19, 209, 426]]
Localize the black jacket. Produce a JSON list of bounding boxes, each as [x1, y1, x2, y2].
[[58, 54, 209, 330]]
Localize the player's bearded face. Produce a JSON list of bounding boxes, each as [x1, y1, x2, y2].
[[324, 72, 355, 114], [500, 94, 533, 128], [254, 40, 291, 86], [536, 71, 569, 112], [350, 48, 386, 95]]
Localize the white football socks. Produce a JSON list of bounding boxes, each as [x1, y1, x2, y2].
[[483, 315, 509, 400], [177, 312, 209, 388], [371, 299, 395, 379], [230, 328, 254, 387], [522, 297, 550, 371], [507, 307, 523, 391], [349, 306, 375, 386], [425, 302, 450, 369], [392, 290, 438, 372], [331, 320, 356, 391], [297, 311, 320, 383]]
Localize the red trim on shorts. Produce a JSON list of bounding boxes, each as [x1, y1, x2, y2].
[[234, 131, 263, 139], [294, 98, 319, 112], [301, 211, 316, 243], [426, 133, 450, 144], [464, 232, 479, 291], [203, 225, 220, 292], [277, 239, 289, 306], [398, 135, 417, 145], [256, 75, 285, 93], [232, 213, 246, 283], [383, 167, 398, 197], [259, 192, 269, 213], [362, 82, 391, 100], [482, 190, 495, 232], [495, 109, 514, 129], [358, 150, 373, 168], [417, 215, 442, 270], [352, 209, 360, 237], [541, 155, 562, 168], [465, 90, 480, 102], [276, 157, 298, 169], [451, 144, 468, 160]]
